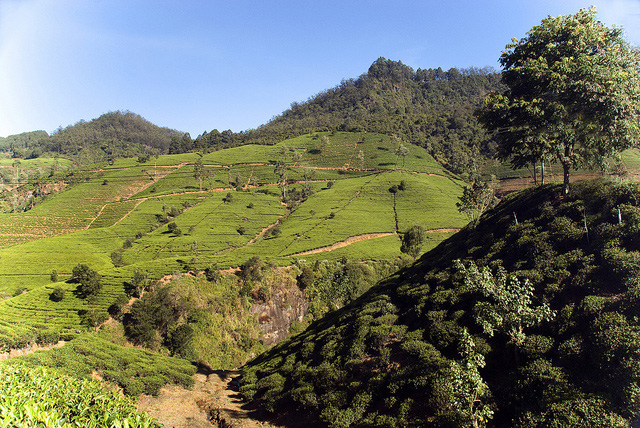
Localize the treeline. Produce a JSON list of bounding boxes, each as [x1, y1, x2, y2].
[[1, 111, 182, 163], [194, 58, 503, 174]]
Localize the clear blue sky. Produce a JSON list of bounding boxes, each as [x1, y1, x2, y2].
[[1, 0, 638, 138]]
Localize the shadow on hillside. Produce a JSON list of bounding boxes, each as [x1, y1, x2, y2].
[[196, 361, 325, 428]]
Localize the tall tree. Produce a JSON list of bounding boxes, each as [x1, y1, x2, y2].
[[477, 7, 640, 195], [193, 156, 205, 191], [400, 224, 425, 259]]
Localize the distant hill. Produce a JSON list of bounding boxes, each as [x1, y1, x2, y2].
[[241, 178, 640, 426], [195, 58, 503, 177], [2, 111, 183, 163], [46, 111, 183, 161], [0, 130, 49, 155]]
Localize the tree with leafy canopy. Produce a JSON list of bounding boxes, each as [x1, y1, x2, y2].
[[457, 260, 555, 366], [431, 329, 494, 427], [193, 156, 205, 191], [71, 264, 102, 299], [400, 225, 425, 259], [394, 142, 409, 169], [456, 180, 494, 226], [477, 7, 640, 195]]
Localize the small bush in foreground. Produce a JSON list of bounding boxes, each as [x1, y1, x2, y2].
[[0, 363, 160, 427]]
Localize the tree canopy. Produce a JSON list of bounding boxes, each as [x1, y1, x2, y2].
[[477, 7, 640, 194]]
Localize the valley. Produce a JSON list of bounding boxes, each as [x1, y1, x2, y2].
[[0, 43, 638, 427]]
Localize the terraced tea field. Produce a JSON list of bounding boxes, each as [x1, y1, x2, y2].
[[0, 131, 469, 350]]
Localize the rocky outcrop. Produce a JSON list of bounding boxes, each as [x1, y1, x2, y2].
[[250, 280, 308, 347]]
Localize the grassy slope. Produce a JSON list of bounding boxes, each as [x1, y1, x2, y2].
[[241, 178, 640, 427], [0, 131, 466, 351]]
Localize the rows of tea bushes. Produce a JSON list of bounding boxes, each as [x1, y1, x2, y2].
[[0, 362, 160, 427], [241, 178, 640, 426], [11, 334, 196, 397]]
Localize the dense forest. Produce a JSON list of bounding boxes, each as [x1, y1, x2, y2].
[[0, 111, 182, 164]]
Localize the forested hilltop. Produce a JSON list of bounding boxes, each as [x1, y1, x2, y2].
[[194, 58, 503, 177], [0, 111, 183, 163]]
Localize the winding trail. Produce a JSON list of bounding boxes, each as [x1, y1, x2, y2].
[[289, 228, 460, 257], [138, 369, 281, 428]]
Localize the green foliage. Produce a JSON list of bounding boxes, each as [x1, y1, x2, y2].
[[204, 263, 222, 282], [10, 334, 195, 398], [239, 256, 268, 283], [49, 286, 65, 302], [167, 221, 182, 236], [241, 179, 640, 426], [457, 180, 494, 225], [0, 362, 161, 427], [166, 324, 196, 359], [477, 8, 640, 194], [72, 264, 102, 299], [125, 286, 187, 348], [400, 224, 425, 259], [458, 260, 555, 346]]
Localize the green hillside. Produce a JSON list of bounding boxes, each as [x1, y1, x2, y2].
[[0, 111, 183, 162], [194, 59, 503, 177], [241, 178, 640, 427], [0, 131, 467, 355]]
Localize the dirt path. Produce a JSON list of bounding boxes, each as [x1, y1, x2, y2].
[[0, 341, 66, 360], [291, 232, 397, 256], [289, 228, 461, 257], [138, 369, 282, 428]]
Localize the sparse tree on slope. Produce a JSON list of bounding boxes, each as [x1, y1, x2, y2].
[[477, 7, 640, 195], [401, 225, 425, 259], [456, 180, 494, 226]]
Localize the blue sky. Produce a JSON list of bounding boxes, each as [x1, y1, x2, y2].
[[1, 0, 639, 138]]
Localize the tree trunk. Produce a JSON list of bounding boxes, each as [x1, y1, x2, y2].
[[541, 160, 545, 185], [563, 164, 570, 195]]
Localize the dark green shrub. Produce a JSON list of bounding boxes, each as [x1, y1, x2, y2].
[[50, 269, 58, 282], [50, 286, 65, 302], [108, 294, 130, 319], [13, 287, 27, 296], [143, 375, 167, 396], [167, 222, 182, 236], [239, 256, 267, 283], [72, 264, 102, 299], [121, 378, 145, 397], [204, 264, 222, 282], [297, 266, 315, 290], [79, 309, 109, 329], [166, 324, 195, 359]]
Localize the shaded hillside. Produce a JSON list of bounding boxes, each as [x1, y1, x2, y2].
[[195, 58, 503, 177], [241, 178, 640, 427]]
